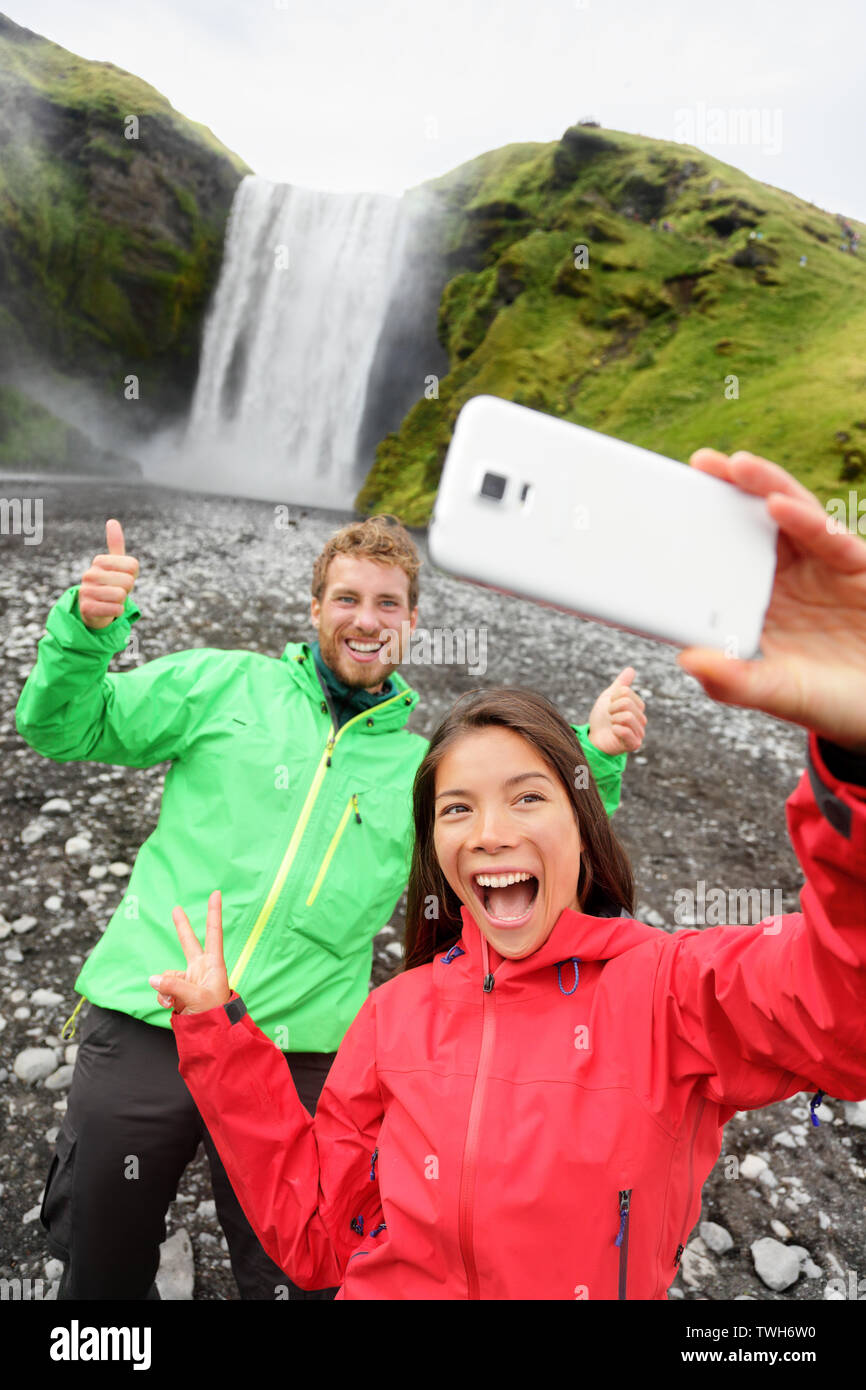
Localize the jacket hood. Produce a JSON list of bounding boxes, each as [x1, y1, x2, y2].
[[453, 901, 662, 985], [280, 640, 420, 731]]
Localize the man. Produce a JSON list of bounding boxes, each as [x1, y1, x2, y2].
[[14, 512, 646, 1301]]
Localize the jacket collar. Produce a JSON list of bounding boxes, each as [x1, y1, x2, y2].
[[280, 639, 420, 730], [451, 902, 661, 984]]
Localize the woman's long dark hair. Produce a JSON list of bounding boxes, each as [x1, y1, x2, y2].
[[403, 687, 635, 971]]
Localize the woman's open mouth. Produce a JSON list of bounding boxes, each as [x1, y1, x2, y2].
[[472, 870, 539, 929]]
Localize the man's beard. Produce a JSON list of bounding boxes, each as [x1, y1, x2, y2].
[[317, 625, 398, 690]]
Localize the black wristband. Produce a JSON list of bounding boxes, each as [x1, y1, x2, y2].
[[224, 995, 247, 1025]]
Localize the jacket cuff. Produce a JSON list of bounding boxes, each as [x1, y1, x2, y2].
[[571, 721, 628, 772], [816, 735, 866, 788], [807, 731, 866, 840], [46, 585, 141, 655]]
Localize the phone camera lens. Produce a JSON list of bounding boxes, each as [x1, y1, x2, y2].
[[480, 471, 507, 500]]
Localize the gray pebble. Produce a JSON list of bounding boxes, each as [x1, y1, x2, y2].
[[30, 989, 65, 1008], [13, 1047, 58, 1084], [44, 1064, 76, 1091], [751, 1236, 800, 1291]]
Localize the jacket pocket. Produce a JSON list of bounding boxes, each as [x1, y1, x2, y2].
[[40, 1122, 76, 1259], [673, 1095, 706, 1271], [305, 795, 358, 906]]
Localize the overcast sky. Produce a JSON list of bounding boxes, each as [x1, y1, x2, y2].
[[5, 0, 865, 219]]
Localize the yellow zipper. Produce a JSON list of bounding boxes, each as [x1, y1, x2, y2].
[[228, 692, 405, 991], [305, 794, 356, 906]]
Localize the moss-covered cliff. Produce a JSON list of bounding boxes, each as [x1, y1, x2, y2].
[[356, 125, 866, 524], [0, 12, 251, 471]]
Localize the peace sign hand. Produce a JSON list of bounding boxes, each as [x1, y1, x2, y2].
[[149, 890, 231, 1015]]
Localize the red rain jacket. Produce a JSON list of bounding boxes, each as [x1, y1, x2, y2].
[[173, 731, 866, 1299]]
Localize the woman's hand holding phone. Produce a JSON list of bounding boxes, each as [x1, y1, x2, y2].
[[678, 450, 866, 754], [148, 890, 231, 1014]]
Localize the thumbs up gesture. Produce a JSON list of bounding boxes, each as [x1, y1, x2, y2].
[[587, 666, 648, 755], [78, 519, 140, 630]]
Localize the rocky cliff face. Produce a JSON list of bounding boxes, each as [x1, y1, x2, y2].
[[0, 13, 251, 469]]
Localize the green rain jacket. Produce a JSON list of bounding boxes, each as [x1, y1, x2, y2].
[[15, 587, 628, 1050]]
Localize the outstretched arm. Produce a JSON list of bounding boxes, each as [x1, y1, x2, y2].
[[151, 894, 384, 1291], [655, 448, 866, 1109]]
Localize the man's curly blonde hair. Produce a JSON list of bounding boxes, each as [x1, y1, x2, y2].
[[311, 514, 421, 611]]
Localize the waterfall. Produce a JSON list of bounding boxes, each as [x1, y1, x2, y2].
[[178, 175, 420, 509]]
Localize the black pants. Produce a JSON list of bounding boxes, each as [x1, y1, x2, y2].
[[41, 1001, 339, 1301]]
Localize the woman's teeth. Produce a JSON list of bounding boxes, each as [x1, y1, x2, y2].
[[475, 871, 534, 887], [474, 871, 539, 925]]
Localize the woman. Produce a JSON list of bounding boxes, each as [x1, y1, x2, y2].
[[150, 448, 866, 1299]]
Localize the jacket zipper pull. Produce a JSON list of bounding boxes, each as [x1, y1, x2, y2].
[[353, 793, 362, 824], [369, 1147, 378, 1180], [325, 733, 335, 767], [674, 1243, 684, 1267], [615, 1188, 631, 1246], [483, 973, 495, 993]]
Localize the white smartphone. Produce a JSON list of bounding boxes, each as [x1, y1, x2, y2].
[[428, 395, 779, 657]]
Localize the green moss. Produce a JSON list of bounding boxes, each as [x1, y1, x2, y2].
[[358, 123, 866, 524]]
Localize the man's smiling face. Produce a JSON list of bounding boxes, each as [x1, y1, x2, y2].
[[311, 553, 418, 692]]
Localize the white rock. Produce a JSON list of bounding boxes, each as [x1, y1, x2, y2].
[[699, 1220, 733, 1254], [87, 865, 107, 879], [825, 1285, 846, 1300], [680, 1246, 715, 1289], [12, 916, 37, 935], [0, 922, 10, 940], [751, 1237, 801, 1291], [384, 942, 403, 959], [30, 989, 65, 1008], [815, 1103, 833, 1123], [13, 1048, 59, 1084], [770, 1219, 792, 1240], [44, 1126, 59, 1145], [44, 896, 62, 912], [21, 821, 47, 845], [4, 947, 24, 963], [44, 1258, 64, 1281], [64, 1045, 78, 1066], [41, 799, 72, 815], [10, 988, 26, 1003], [196, 1199, 216, 1220], [155, 1229, 194, 1301], [64, 836, 91, 858], [667, 1285, 684, 1299], [44, 1065, 75, 1091], [107, 862, 131, 877], [22, 1204, 43, 1224], [788, 1245, 822, 1279], [739, 1153, 768, 1181], [772, 1130, 797, 1149], [842, 1101, 866, 1129], [13, 1006, 31, 1020], [757, 1167, 778, 1189], [818, 1211, 832, 1230]]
